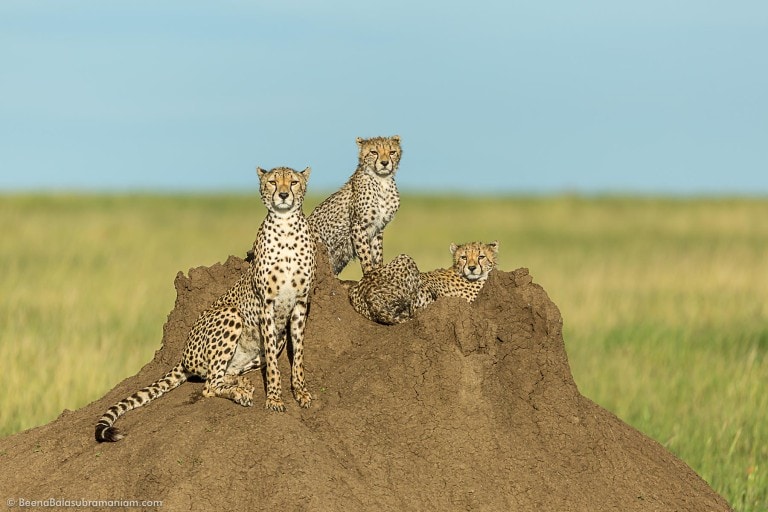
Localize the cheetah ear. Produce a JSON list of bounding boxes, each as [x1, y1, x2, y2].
[[391, 135, 401, 142], [488, 240, 499, 255], [256, 167, 267, 179], [300, 166, 311, 181], [356, 137, 363, 147], [449, 243, 458, 255]]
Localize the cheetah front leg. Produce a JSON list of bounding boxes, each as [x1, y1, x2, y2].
[[289, 299, 312, 408], [371, 232, 385, 269], [259, 301, 286, 412], [351, 222, 376, 274]]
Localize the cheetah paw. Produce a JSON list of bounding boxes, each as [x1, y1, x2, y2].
[[237, 376, 255, 394], [234, 389, 254, 407], [293, 388, 312, 408], [265, 397, 286, 412], [231, 379, 254, 406]]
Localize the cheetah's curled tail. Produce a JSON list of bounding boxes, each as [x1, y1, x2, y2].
[[94, 363, 188, 442]]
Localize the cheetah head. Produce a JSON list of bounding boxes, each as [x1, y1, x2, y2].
[[450, 240, 499, 282], [356, 135, 402, 178], [257, 166, 310, 214]]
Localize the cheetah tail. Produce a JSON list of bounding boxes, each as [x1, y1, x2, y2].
[[94, 362, 187, 443]]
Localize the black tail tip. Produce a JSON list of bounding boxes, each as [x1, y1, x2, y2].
[[95, 423, 124, 443]]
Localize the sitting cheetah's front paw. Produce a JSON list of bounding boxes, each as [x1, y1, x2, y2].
[[265, 396, 286, 413], [293, 387, 312, 409]]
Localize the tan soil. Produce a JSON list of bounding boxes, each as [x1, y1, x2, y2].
[[0, 250, 732, 511]]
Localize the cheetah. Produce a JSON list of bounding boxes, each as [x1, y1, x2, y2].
[[347, 241, 498, 324], [308, 135, 402, 275], [416, 240, 499, 308], [95, 166, 316, 442], [347, 254, 421, 325]]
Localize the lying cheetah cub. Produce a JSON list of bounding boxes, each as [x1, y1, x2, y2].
[[308, 135, 402, 275], [348, 241, 498, 325], [416, 241, 499, 308], [95, 166, 315, 442], [347, 253, 421, 325]]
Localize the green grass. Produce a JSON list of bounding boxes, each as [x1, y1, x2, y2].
[[1, 193, 766, 511]]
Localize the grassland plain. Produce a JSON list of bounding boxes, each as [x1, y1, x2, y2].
[[0, 193, 766, 511]]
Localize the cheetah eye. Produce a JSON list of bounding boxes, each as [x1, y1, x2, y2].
[[460, 255, 467, 260], [268, 180, 277, 185], [370, 150, 378, 156], [479, 255, 485, 260], [389, 150, 397, 156], [291, 180, 299, 186]]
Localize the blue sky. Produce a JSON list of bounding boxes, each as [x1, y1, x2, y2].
[[1, 1, 766, 194]]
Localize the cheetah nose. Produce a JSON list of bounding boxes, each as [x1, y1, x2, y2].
[[381, 160, 389, 167], [279, 192, 289, 200], [468, 265, 477, 272]]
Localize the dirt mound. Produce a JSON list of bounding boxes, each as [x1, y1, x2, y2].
[[0, 251, 731, 511]]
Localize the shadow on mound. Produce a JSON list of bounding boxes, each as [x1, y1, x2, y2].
[[0, 251, 732, 511]]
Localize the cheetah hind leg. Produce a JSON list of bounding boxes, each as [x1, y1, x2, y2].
[[203, 375, 254, 407], [200, 309, 255, 407], [224, 374, 255, 405]]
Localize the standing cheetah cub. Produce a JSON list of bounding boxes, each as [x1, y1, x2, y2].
[[95, 166, 315, 442], [308, 135, 402, 275]]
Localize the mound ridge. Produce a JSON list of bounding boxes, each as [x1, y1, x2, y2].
[[0, 251, 731, 511]]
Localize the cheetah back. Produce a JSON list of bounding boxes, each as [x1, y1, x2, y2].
[[348, 253, 420, 325]]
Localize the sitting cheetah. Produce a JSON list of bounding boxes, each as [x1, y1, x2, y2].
[[95, 166, 316, 442], [308, 135, 402, 275], [348, 241, 498, 324], [347, 254, 421, 325]]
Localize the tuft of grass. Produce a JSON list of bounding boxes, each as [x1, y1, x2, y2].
[[0, 193, 766, 511]]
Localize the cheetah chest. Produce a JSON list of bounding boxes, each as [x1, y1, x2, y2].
[[256, 234, 313, 318], [364, 178, 400, 231], [376, 189, 399, 228]]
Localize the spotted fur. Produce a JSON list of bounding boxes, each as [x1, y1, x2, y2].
[[347, 241, 498, 325], [308, 135, 402, 275], [416, 241, 499, 308], [348, 254, 421, 325], [95, 166, 315, 442]]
